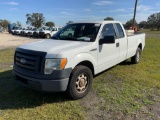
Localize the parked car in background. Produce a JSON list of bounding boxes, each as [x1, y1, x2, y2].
[[12, 27, 21, 35], [20, 28, 26, 35], [14, 28, 23, 35], [21, 28, 32, 36], [33, 27, 47, 37], [27, 28, 38, 37], [39, 27, 62, 38]]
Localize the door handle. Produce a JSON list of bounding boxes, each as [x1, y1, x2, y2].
[[116, 43, 119, 47]]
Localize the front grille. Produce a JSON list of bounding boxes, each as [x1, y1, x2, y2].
[[14, 49, 46, 73]]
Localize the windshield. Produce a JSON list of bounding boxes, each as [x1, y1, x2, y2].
[[52, 23, 101, 42]]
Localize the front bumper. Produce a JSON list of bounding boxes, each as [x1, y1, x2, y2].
[[13, 66, 72, 92]]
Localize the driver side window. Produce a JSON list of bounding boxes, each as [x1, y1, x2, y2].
[[101, 24, 116, 38]]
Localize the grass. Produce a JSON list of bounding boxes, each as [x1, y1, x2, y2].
[[140, 29, 160, 34], [0, 30, 160, 119], [93, 31, 160, 115]]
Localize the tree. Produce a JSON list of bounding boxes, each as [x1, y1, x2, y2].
[[16, 21, 21, 27], [45, 21, 55, 27], [104, 17, 114, 21], [66, 21, 73, 24], [147, 14, 157, 30], [125, 19, 138, 29], [156, 12, 160, 31], [138, 21, 147, 29], [0, 19, 10, 29], [26, 13, 45, 28]]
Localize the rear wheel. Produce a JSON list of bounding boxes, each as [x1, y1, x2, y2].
[[67, 65, 93, 100], [131, 47, 141, 64]]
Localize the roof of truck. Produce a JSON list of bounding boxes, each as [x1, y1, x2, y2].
[[70, 21, 121, 24]]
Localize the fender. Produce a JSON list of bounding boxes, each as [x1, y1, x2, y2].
[[65, 52, 98, 74]]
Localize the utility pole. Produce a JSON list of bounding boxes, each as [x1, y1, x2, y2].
[[133, 0, 138, 29]]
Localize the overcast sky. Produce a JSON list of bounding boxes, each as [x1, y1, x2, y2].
[[0, 0, 160, 27]]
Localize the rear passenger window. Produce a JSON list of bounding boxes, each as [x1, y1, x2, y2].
[[115, 23, 124, 38]]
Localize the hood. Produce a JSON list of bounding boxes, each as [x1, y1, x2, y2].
[[18, 39, 88, 58]]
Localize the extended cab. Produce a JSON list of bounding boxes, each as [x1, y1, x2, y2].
[[13, 21, 145, 99]]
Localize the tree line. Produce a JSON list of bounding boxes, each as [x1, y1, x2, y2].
[[105, 12, 160, 31], [1, 12, 160, 30], [0, 13, 55, 30]]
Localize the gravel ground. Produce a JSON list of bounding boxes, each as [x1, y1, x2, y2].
[[0, 32, 40, 50]]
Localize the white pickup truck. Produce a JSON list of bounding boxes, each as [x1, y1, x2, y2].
[[13, 21, 145, 99], [39, 27, 62, 38]]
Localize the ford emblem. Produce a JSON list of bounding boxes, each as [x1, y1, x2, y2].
[[20, 58, 27, 64]]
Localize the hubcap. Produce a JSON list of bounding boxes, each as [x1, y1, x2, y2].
[[76, 74, 88, 93]]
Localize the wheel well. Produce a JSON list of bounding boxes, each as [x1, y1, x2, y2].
[[76, 61, 94, 75], [138, 43, 142, 50]]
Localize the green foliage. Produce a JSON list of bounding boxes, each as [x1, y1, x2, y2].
[[0, 19, 10, 29], [104, 17, 114, 21], [138, 21, 147, 29], [147, 12, 160, 31], [45, 21, 55, 27], [26, 13, 45, 28], [16, 21, 21, 27], [125, 19, 137, 29]]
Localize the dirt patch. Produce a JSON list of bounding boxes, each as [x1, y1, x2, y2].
[[79, 90, 160, 120], [79, 73, 160, 120], [0, 32, 40, 50], [79, 90, 108, 120]]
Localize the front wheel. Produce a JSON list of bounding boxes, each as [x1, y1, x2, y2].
[[67, 65, 93, 100], [45, 34, 51, 39], [131, 47, 141, 64]]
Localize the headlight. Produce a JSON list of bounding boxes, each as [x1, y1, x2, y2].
[[44, 58, 67, 74]]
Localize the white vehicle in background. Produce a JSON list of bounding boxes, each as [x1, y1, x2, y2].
[[21, 28, 32, 36], [27, 28, 38, 37], [32, 27, 47, 37], [15, 28, 26, 35], [12, 27, 21, 35], [20, 28, 27, 35], [39, 27, 62, 38]]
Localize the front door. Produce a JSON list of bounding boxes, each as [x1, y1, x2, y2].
[[98, 23, 120, 73]]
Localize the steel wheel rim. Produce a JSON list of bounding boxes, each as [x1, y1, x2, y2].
[[75, 73, 88, 93], [137, 51, 140, 62]]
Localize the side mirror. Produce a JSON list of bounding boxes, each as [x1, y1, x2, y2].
[[99, 36, 115, 45]]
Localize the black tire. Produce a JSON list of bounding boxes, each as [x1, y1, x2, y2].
[[131, 47, 141, 64], [45, 34, 51, 39], [67, 65, 93, 100]]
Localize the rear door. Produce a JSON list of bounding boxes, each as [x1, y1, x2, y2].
[[114, 23, 128, 62]]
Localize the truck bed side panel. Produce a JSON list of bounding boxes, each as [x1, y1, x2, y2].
[[126, 33, 145, 59]]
